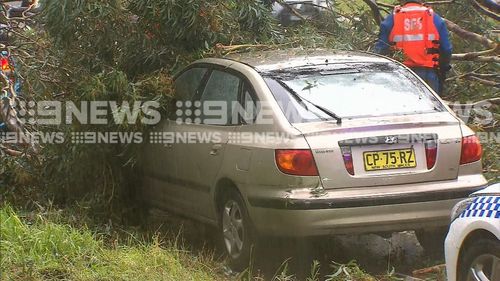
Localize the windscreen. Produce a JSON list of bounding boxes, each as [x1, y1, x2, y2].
[[264, 63, 445, 123]]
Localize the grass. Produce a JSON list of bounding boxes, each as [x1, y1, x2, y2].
[[0, 205, 224, 281], [0, 202, 449, 281]]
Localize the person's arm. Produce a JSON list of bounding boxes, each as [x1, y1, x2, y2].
[[434, 14, 453, 74], [373, 14, 394, 55]]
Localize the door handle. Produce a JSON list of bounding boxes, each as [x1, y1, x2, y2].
[[210, 144, 223, 156]]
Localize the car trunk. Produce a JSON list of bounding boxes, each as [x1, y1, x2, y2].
[[294, 112, 463, 189]]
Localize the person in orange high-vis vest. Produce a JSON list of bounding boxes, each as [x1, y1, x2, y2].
[[374, 0, 452, 95]]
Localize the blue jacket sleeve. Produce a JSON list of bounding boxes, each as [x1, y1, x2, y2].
[[433, 13, 453, 72], [373, 14, 394, 55], [433, 14, 452, 56]]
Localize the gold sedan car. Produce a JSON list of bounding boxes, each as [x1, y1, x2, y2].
[[140, 49, 487, 270]]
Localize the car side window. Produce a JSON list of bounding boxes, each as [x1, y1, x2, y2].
[[241, 83, 259, 124], [174, 67, 208, 101], [200, 70, 241, 125]]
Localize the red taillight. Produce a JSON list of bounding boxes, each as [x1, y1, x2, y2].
[[341, 146, 354, 175], [275, 149, 318, 176], [425, 141, 438, 169], [460, 135, 482, 165], [1, 58, 9, 70]]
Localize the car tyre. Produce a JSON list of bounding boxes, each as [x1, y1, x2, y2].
[[458, 238, 500, 281], [416, 228, 448, 258], [219, 189, 255, 271]]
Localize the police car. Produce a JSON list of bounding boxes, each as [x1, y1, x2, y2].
[[445, 183, 500, 281]]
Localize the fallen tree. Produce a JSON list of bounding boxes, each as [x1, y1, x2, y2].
[[1, 0, 498, 207]]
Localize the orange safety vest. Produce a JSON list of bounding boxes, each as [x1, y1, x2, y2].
[[389, 3, 440, 68]]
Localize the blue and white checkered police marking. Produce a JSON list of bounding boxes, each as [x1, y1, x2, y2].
[[460, 196, 500, 219]]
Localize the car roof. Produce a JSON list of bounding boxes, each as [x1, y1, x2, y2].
[[220, 49, 392, 72]]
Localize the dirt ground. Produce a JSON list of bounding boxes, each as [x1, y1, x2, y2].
[[147, 208, 443, 280]]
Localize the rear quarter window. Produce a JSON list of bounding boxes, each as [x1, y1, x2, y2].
[[174, 67, 208, 101]]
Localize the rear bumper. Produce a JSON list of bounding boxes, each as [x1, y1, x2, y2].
[[246, 174, 487, 237], [248, 185, 481, 210]]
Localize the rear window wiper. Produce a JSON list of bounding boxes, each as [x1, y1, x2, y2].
[[275, 80, 342, 124], [306, 101, 342, 125]]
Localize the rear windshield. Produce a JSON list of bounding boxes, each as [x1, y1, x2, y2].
[[264, 63, 445, 123]]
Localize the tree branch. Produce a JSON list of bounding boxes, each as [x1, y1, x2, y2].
[[0, 145, 23, 157], [470, 0, 500, 21], [444, 18, 497, 49], [360, 0, 382, 25], [452, 54, 500, 63], [375, 2, 395, 9], [469, 76, 500, 87], [445, 61, 499, 87], [451, 44, 500, 63]]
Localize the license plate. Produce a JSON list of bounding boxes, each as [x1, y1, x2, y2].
[[363, 148, 417, 171]]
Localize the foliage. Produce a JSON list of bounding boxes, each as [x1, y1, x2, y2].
[[0, 205, 223, 280], [128, 0, 279, 50], [324, 261, 377, 281], [435, 1, 499, 183], [0, 0, 280, 207], [314, 1, 379, 50]]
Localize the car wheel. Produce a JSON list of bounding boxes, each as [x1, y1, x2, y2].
[[458, 238, 500, 281], [219, 189, 254, 271], [416, 228, 448, 258]]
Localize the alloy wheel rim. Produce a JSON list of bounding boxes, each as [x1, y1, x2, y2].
[[222, 200, 244, 259], [467, 254, 500, 281]]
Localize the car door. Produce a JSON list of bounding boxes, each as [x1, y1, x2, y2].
[[142, 66, 209, 212], [174, 67, 243, 220]]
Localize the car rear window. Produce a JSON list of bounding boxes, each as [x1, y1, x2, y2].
[[264, 63, 445, 123]]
